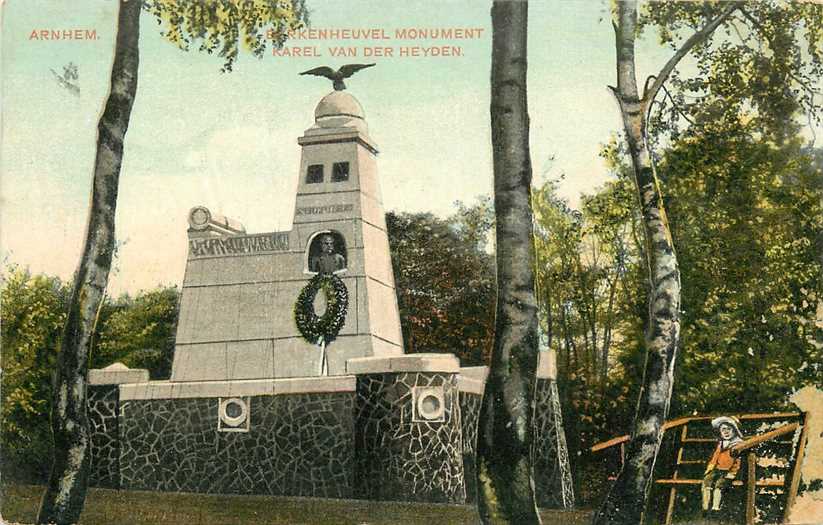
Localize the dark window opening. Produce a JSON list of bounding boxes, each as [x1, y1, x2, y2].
[[306, 164, 324, 184], [332, 162, 350, 182]]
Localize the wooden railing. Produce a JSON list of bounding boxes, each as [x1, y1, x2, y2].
[[591, 412, 809, 525], [590, 412, 800, 452]]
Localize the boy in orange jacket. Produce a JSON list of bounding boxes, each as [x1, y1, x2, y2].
[[702, 416, 744, 514]]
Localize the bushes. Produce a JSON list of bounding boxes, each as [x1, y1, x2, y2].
[[0, 266, 178, 482]]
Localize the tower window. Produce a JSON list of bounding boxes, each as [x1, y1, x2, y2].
[[306, 164, 324, 184], [332, 162, 350, 182]]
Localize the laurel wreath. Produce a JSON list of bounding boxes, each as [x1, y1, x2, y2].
[[294, 274, 349, 345]]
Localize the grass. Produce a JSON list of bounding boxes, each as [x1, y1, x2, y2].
[[1, 484, 593, 525]]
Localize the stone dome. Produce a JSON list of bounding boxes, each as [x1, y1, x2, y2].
[[314, 91, 365, 121]]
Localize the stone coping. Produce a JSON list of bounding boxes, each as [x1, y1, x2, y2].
[[536, 350, 557, 380], [119, 375, 356, 401], [346, 353, 460, 375], [89, 363, 149, 385], [459, 366, 489, 382], [456, 366, 488, 395], [457, 377, 485, 396], [299, 128, 379, 154]]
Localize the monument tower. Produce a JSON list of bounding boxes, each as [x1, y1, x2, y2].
[[170, 87, 403, 381]]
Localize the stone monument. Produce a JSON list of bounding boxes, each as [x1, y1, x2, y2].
[[85, 85, 574, 508], [172, 89, 402, 381]]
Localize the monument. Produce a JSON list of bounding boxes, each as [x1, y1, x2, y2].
[[86, 76, 574, 507], [172, 85, 402, 381]]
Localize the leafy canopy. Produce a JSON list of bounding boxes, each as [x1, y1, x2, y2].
[[146, 0, 308, 71]]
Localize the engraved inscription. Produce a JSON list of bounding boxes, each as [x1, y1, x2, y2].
[[189, 233, 289, 257], [296, 203, 354, 216]]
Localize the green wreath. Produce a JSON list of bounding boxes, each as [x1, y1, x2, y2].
[[294, 273, 349, 345]]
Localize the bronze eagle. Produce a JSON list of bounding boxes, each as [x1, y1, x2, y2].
[[300, 63, 376, 91]]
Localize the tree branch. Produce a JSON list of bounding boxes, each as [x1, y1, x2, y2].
[[739, 6, 823, 97], [649, 78, 697, 127], [644, 2, 742, 106], [728, 17, 750, 46]]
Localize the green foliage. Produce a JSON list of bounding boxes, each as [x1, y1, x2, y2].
[[561, 5, 823, 508], [643, 1, 823, 145], [531, 178, 648, 504], [1, 269, 179, 481], [386, 199, 495, 365], [0, 266, 69, 482], [93, 286, 180, 380], [540, 132, 821, 501], [145, 0, 309, 71], [663, 123, 822, 414], [632, 0, 823, 415]]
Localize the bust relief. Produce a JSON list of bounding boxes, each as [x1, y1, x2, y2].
[[307, 231, 347, 274]]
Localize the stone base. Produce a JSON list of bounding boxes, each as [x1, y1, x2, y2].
[[88, 384, 120, 488], [118, 392, 355, 498], [533, 377, 575, 509], [354, 370, 465, 503], [86, 359, 571, 506]]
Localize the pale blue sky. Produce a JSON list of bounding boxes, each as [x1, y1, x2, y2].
[[2, 1, 818, 294]]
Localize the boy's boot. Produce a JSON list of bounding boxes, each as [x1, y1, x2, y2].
[[711, 488, 723, 511]]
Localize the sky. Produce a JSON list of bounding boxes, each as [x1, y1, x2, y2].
[[1, 0, 820, 295]]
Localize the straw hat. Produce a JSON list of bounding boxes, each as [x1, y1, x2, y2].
[[711, 416, 742, 438]]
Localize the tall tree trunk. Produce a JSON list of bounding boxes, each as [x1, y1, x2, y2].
[[592, 5, 680, 524], [594, 95, 681, 525], [37, 1, 141, 523], [593, 1, 738, 523], [476, 1, 542, 523]]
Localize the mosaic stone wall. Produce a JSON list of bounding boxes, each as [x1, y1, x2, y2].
[[118, 392, 354, 498], [459, 392, 482, 504], [533, 378, 575, 509], [88, 385, 120, 489], [354, 372, 466, 503]]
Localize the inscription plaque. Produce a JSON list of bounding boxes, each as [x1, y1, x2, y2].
[[189, 232, 289, 258]]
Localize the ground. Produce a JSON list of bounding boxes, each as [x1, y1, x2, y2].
[[0, 484, 593, 524]]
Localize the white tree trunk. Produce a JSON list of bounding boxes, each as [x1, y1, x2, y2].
[[592, 2, 681, 523], [37, 1, 141, 523]]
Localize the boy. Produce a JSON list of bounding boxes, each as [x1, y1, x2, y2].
[[702, 415, 744, 516]]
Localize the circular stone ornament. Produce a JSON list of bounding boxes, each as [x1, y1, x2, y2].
[[294, 273, 349, 345], [218, 397, 248, 427], [188, 206, 212, 230], [416, 390, 445, 421], [418, 394, 441, 417]]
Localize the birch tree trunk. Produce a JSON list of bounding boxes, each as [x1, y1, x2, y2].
[[592, 6, 680, 523], [593, 2, 738, 523], [37, 1, 141, 523], [476, 1, 542, 523]]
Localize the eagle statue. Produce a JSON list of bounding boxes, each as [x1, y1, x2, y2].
[[300, 63, 376, 91]]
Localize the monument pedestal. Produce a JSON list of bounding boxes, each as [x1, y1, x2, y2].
[[348, 354, 466, 503]]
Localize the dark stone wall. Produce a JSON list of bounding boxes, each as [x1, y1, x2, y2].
[[118, 392, 354, 498], [88, 384, 120, 489], [533, 377, 573, 508], [458, 391, 482, 504], [354, 372, 466, 503]]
